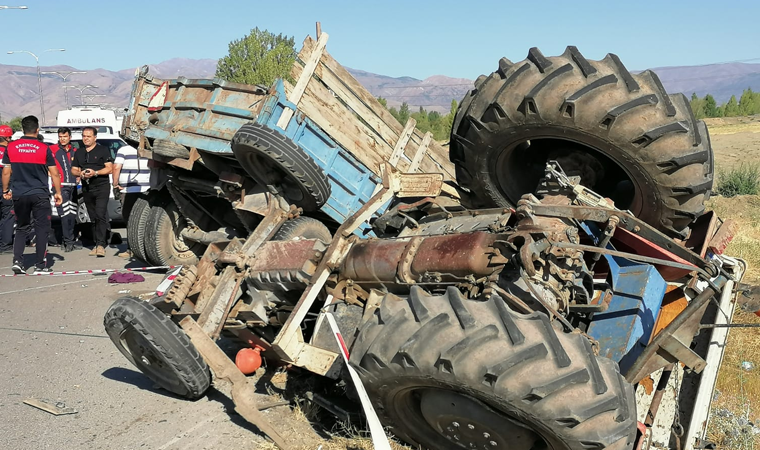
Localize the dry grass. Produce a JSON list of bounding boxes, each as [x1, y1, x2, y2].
[[705, 116, 760, 135], [705, 194, 760, 448]]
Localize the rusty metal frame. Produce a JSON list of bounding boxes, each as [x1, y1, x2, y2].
[[180, 317, 293, 450], [523, 201, 712, 271], [271, 164, 443, 371]]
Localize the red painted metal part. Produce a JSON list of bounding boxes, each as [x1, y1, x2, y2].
[[708, 218, 738, 255], [612, 228, 698, 281]]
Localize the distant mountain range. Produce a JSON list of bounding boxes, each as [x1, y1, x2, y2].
[[2, 57, 759, 125]]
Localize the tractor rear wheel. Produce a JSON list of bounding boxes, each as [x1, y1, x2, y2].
[[450, 47, 713, 238], [350, 286, 636, 450]]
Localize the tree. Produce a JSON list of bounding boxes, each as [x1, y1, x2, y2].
[[704, 94, 719, 118], [0, 116, 22, 132], [690, 93, 706, 119], [377, 97, 388, 108], [738, 88, 758, 116], [215, 28, 297, 86], [398, 102, 410, 125], [724, 95, 740, 117]]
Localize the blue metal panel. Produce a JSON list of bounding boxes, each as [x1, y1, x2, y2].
[[587, 255, 666, 373], [254, 81, 384, 232]]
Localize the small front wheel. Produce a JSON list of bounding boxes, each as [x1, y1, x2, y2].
[[104, 297, 210, 399]]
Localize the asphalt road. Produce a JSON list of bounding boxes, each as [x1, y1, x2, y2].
[[0, 228, 268, 450]]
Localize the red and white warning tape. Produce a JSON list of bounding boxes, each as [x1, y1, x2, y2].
[[325, 312, 392, 450], [155, 266, 183, 296], [0, 265, 178, 277]]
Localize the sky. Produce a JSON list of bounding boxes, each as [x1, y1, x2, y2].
[[1, 0, 760, 80]]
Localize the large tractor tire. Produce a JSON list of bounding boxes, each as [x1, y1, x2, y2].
[[127, 195, 150, 263], [350, 286, 636, 450], [231, 122, 331, 212], [104, 296, 211, 399], [450, 47, 713, 238], [144, 202, 203, 267]]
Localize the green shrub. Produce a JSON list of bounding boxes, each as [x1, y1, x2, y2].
[[716, 164, 760, 197]]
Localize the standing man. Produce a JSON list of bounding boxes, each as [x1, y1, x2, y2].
[[2, 116, 62, 274], [71, 126, 112, 257], [0, 125, 14, 254], [50, 127, 80, 252], [112, 142, 150, 221]]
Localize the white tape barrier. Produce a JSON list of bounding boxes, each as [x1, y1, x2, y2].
[[155, 266, 183, 296], [324, 312, 392, 450], [0, 265, 178, 277]]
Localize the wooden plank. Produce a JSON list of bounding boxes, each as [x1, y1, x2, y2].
[[284, 79, 388, 174], [311, 59, 401, 152], [405, 130, 455, 179], [277, 32, 329, 130], [24, 399, 77, 416], [389, 118, 416, 167], [408, 132, 432, 173], [291, 36, 455, 179], [299, 37, 406, 138]]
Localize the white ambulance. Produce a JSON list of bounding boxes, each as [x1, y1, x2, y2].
[[56, 106, 119, 134]]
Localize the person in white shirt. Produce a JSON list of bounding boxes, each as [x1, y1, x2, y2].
[[112, 144, 150, 221]]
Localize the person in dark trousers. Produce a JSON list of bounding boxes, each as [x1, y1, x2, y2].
[[0, 125, 14, 254], [50, 127, 80, 252], [1, 116, 62, 274], [71, 126, 112, 257]]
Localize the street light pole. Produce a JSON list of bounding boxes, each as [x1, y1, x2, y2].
[[7, 48, 65, 124], [42, 71, 87, 106], [63, 85, 99, 105]]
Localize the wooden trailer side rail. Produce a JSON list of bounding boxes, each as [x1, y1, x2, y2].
[[285, 35, 456, 181]]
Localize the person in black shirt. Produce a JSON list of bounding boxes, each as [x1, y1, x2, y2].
[[2, 116, 62, 274], [71, 126, 113, 257]]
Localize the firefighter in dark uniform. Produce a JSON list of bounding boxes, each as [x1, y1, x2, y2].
[[1, 116, 62, 274], [50, 127, 80, 252], [0, 124, 14, 254]]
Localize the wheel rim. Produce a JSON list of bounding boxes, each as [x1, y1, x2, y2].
[[235, 149, 306, 203], [393, 387, 553, 450], [492, 132, 642, 215], [119, 327, 182, 393]]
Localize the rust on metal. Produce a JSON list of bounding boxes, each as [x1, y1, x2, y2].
[[410, 232, 497, 279], [340, 239, 408, 282], [179, 317, 293, 450], [708, 218, 738, 255]]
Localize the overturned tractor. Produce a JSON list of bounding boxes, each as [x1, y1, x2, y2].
[[107, 38, 741, 450]]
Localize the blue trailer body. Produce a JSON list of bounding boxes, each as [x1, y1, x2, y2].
[[136, 77, 385, 233]]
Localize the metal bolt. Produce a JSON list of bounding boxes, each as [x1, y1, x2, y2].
[[633, 225, 641, 233], [468, 424, 475, 430], [447, 427, 453, 432], [490, 441, 498, 447], [453, 435, 460, 441], [483, 432, 490, 438], [452, 422, 460, 428]]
